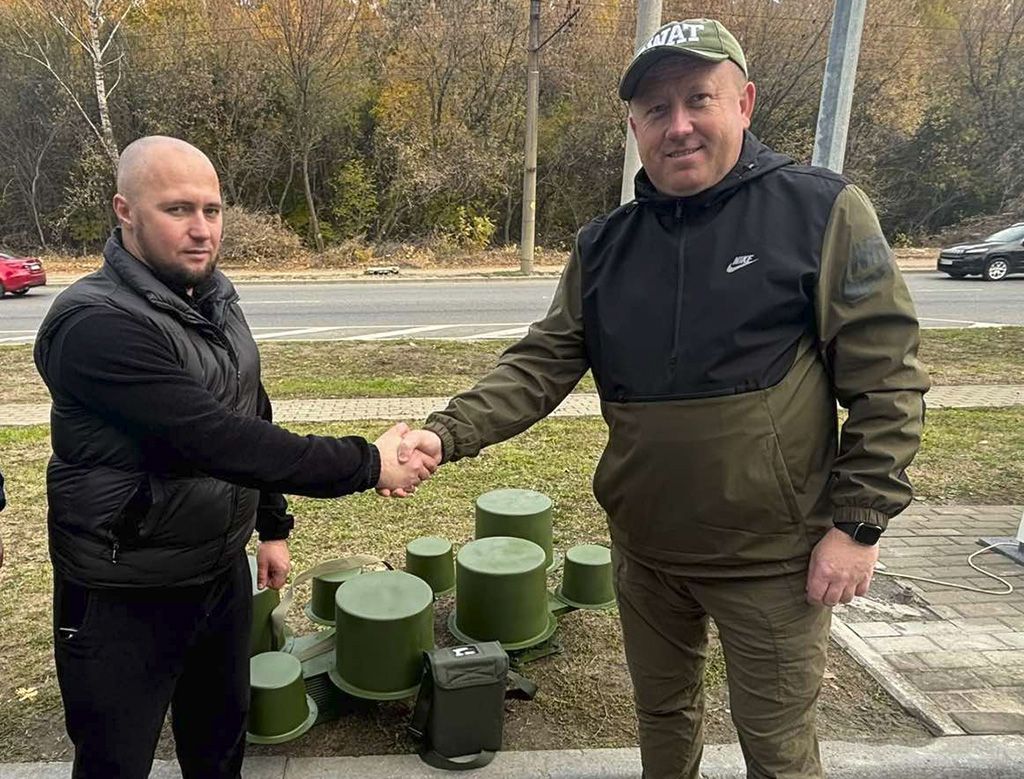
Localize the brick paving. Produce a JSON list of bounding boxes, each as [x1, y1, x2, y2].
[[834, 505, 1024, 736], [3, 383, 1024, 427]]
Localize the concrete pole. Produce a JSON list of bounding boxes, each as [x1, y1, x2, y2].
[[811, 0, 868, 173], [620, 0, 663, 204], [519, 0, 541, 274]]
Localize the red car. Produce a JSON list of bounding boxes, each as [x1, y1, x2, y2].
[[0, 251, 46, 296]]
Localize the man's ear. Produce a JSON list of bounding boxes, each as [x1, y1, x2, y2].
[[739, 80, 756, 127], [112, 193, 131, 227]]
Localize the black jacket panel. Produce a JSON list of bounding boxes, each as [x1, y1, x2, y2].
[[35, 231, 379, 587], [580, 133, 846, 401]]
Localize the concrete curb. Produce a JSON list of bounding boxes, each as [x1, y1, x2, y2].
[[43, 263, 935, 287], [830, 618, 965, 737], [4, 737, 1023, 778]]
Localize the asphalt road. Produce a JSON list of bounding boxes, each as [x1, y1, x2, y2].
[[2, 273, 1022, 344]]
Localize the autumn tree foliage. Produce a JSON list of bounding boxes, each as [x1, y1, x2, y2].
[[0, 0, 1020, 253]]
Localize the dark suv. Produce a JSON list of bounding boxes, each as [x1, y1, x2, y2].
[[937, 223, 1024, 281]]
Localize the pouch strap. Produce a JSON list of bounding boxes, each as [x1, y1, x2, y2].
[[269, 555, 383, 653]]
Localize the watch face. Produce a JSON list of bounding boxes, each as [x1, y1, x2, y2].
[[852, 523, 882, 544]]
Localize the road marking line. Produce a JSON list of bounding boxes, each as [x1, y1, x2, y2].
[[343, 324, 457, 340], [254, 326, 348, 340], [242, 299, 322, 305], [457, 326, 530, 340]]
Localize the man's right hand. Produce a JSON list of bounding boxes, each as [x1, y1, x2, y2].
[[397, 429, 443, 467], [374, 423, 439, 497]]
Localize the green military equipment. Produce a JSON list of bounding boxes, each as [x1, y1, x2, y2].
[[329, 570, 434, 700], [405, 536, 456, 597], [408, 642, 509, 770], [449, 536, 556, 650], [305, 567, 363, 625], [301, 649, 346, 726], [247, 651, 318, 744], [249, 555, 282, 657], [555, 544, 616, 610], [474, 488, 558, 573]]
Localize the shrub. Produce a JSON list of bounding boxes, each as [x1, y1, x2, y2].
[[220, 206, 305, 265], [432, 205, 496, 250], [329, 159, 379, 239]]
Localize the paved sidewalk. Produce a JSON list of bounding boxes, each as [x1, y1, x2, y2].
[[4, 737, 1024, 778], [3, 384, 1024, 427], [833, 505, 1024, 737]]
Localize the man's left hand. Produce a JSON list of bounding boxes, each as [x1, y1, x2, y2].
[[257, 539, 291, 590], [806, 528, 879, 607]]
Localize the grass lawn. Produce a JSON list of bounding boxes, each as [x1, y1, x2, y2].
[[3, 326, 1024, 406], [3, 406, 1022, 758]]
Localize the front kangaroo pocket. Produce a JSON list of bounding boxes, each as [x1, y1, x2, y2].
[[594, 391, 808, 566]]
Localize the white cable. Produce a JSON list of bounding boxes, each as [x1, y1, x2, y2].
[[875, 542, 1018, 596]]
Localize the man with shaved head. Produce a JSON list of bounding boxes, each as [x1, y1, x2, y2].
[[34, 136, 437, 777], [397, 19, 929, 779]]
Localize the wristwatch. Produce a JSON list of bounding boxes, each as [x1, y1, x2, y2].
[[834, 522, 883, 546]]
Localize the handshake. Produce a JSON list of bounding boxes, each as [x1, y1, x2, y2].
[[373, 423, 444, 498]]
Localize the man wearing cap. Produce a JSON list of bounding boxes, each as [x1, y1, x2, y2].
[[395, 18, 928, 779], [34, 136, 436, 778]]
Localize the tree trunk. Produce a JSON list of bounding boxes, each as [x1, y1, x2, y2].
[[29, 128, 56, 250], [504, 186, 513, 245], [87, 1, 120, 168], [301, 145, 324, 252]]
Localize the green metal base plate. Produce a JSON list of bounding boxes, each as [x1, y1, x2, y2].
[[447, 610, 557, 652], [553, 586, 617, 611], [303, 602, 336, 627], [246, 695, 318, 744], [327, 664, 420, 701]]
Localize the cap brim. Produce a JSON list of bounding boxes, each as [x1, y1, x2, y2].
[[619, 47, 730, 100]]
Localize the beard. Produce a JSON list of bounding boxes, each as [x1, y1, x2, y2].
[[134, 229, 218, 292], [149, 258, 217, 292]]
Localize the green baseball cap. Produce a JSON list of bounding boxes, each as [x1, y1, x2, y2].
[[619, 18, 748, 100]]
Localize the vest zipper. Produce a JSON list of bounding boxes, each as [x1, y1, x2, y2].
[[111, 539, 120, 564], [670, 201, 686, 380]]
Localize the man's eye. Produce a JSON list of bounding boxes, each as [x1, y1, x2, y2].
[[690, 94, 712, 107], [204, 208, 221, 217]]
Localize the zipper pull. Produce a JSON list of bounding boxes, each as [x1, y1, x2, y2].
[[111, 541, 120, 565], [675, 201, 683, 220]]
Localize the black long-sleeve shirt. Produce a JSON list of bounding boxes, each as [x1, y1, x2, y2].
[[41, 307, 381, 541]]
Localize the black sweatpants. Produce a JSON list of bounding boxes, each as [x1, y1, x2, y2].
[[53, 553, 252, 779]]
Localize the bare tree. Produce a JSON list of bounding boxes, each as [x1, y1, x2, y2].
[[13, 0, 141, 169], [245, 0, 365, 252]]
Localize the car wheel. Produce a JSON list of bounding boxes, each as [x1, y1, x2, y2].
[[983, 257, 1009, 281], [10, 288, 29, 296]]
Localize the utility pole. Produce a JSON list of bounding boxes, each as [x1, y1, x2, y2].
[[620, 0, 663, 204], [811, 0, 867, 173], [519, 0, 541, 274]]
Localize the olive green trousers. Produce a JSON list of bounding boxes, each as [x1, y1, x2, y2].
[[613, 548, 832, 779]]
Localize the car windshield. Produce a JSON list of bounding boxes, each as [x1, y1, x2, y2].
[[984, 225, 1024, 243]]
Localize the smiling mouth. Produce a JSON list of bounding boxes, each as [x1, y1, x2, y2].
[[666, 147, 702, 159]]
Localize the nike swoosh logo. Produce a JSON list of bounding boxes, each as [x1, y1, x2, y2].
[[726, 256, 759, 273]]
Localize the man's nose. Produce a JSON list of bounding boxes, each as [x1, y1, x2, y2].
[[665, 104, 695, 138], [187, 212, 211, 240]]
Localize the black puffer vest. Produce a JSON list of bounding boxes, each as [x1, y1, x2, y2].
[[35, 232, 262, 587]]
